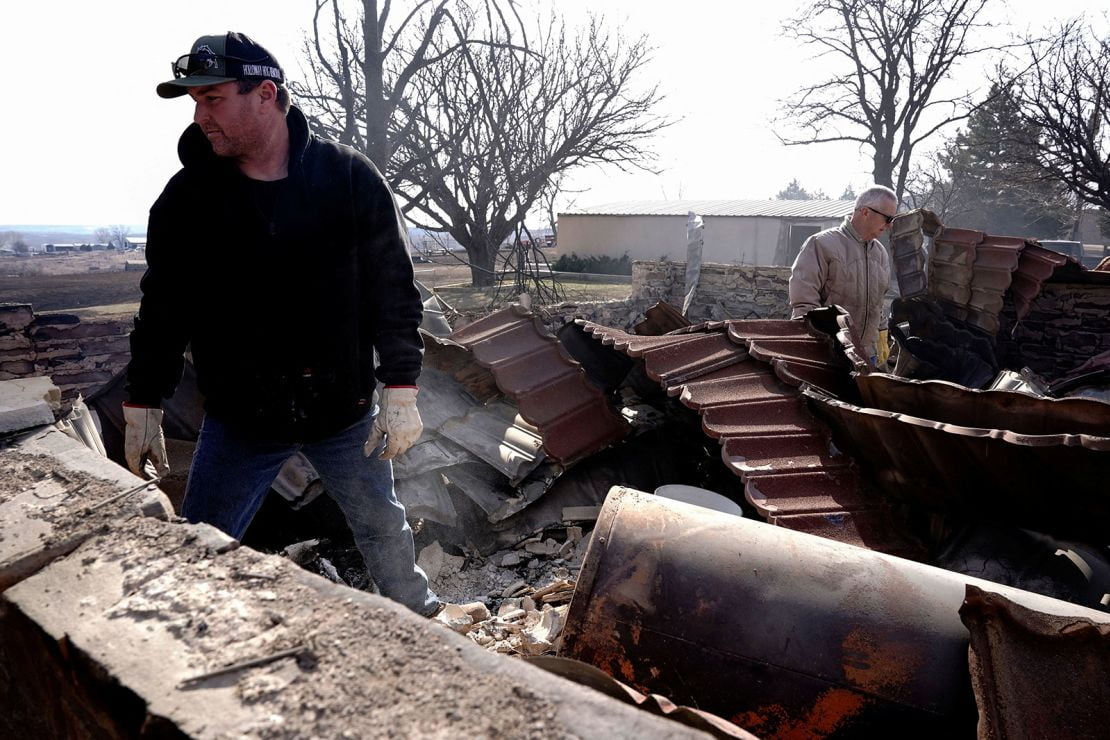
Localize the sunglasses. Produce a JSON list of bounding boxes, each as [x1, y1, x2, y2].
[[864, 205, 896, 224], [172, 52, 281, 82]]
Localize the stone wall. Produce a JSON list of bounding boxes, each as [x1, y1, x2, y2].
[[630, 260, 792, 321], [0, 304, 130, 402], [998, 282, 1110, 379], [541, 260, 793, 331]]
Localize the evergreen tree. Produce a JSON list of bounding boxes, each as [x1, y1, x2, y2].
[[775, 179, 827, 200], [940, 85, 1073, 238]]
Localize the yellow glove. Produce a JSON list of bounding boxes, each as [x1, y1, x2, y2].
[[122, 404, 170, 478], [364, 386, 423, 460]]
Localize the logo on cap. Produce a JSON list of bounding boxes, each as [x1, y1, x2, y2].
[[195, 45, 219, 71]]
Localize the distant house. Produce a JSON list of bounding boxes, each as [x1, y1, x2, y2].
[[44, 243, 82, 254], [557, 199, 854, 267], [124, 237, 147, 250]]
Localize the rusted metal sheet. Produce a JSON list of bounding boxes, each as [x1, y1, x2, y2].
[[856, 372, 1110, 436], [802, 385, 1110, 541], [1009, 242, 1070, 321], [769, 509, 923, 558], [574, 317, 922, 555], [889, 296, 999, 388], [527, 656, 758, 740], [448, 305, 628, 464], [633, 301, 691, 336], [960, 585, 1110, 739], [560, 488, 1110, 738]]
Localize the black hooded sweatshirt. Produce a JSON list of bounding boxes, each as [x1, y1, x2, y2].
[[126, 106, 423, 442]]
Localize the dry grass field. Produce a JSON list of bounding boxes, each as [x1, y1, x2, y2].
[[0, 249, 630, 319]]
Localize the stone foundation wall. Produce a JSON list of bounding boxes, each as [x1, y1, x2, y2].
[[998, 282, 1110, 379], [541, 260, 793, 330], [0, 304, 130, 401]]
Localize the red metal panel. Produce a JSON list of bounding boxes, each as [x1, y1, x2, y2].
[[771, 509, 924, 558], [1009, 242, 1070, 321], [632, 301, 690, 336], [857, 372, 1110, 436], [575, 316, 916, 554], [745, 469, 877, 517], [677, 368, 788, 409], [748, 337, 840, 368], [720, 319, 812, 340], [701, 398, 824, 438], [448, 306, 628, 465], [635, 333, 748, 388], [803, 384, 1110, 541], [722, 433, 848, 476]]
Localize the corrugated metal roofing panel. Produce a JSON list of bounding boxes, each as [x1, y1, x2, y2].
[[769, 510, 926, 559], [448, 305, 628, 465], [722, 433, 848, 475], [438, 401, 545, 485], [1009, 242, 1070, 321], [574, 316, 918, 554], [562, 199, 854, 219], [633, 301, 690, 336], [802, 385, 1110, 541], [890, 211, 931, 298], [745, 469, 877, 517], [856, 372, 1110, 436]]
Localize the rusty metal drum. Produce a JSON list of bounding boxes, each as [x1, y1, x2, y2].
[[560, 486, 1110, 738]]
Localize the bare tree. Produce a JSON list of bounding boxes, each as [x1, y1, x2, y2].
[[903, 148, 964, 221], [293, 0, 525, 173], [778, 0, 999, 202], [97, 225, 131, 249], [998, 21, 1110, 211], [296, 3, 669, 286]]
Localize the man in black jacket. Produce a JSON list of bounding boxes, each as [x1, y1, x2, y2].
[[124, 32, 439, 616]]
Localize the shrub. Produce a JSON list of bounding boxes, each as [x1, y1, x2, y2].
[[551, 251, 632, 275]]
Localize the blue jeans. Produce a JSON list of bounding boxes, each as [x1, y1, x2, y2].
[[182, 410, 438, 616]]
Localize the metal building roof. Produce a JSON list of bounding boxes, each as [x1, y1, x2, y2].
[[561, 199, 855, 219]]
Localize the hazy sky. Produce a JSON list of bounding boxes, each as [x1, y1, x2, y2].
[[0, 0, 1099, 228]]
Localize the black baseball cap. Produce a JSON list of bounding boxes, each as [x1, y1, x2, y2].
[[157, 32, 284, 99]]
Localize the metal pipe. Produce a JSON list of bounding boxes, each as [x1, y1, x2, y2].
[[560, 487, 1110, 738]]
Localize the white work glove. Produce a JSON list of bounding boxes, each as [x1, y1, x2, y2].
[[364, 387, 423, 460], [122, 404, 170, 478]]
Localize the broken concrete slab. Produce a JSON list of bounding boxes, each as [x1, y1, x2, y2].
[[0, 425, 172, 592], [0, 515, 708, 739], [0, 377, 61, 434]]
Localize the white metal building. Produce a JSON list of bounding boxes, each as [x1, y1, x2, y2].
[[557, 199, 855, 267]]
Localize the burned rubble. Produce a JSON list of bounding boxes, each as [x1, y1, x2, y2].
[[2, 208, 1110, 737]]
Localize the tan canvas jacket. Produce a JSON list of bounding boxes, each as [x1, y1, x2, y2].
[[788, 218, 890, 357]]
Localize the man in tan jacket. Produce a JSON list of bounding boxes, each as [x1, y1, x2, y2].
[[788, 185, 896, 362]]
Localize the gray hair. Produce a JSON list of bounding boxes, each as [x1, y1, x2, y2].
[[855, 185, 897, 210]]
